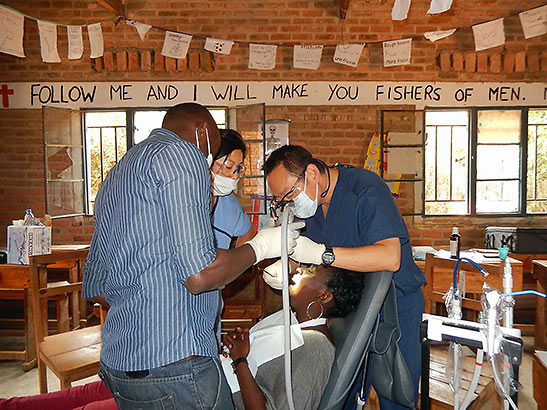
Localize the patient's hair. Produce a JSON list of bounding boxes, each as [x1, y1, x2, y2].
[[324, 268, 364, 319]]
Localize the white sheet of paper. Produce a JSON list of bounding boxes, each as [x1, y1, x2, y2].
[[87, 23, 104, 58], [424, 29, 456, 42], [383, 38, 412, 67], [293, 45, 323, 70], [38, 21, 61, 63], [248, 44, 277, 70], [472, 18, 505, 52], [126, 20, 151, 41], [161, 31, 192, 59], [204, 38, 234, 55], [333, 43, 365, 67], [0, 6, 25, 58], [67, 26, 83, 60], [427, 0, 453, 14], [392, 0, 411, 20], [519, 5, 547, 39]]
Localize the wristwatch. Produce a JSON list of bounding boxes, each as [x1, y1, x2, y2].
[[231, 357, 248, 373], [321, 246, 335, 266]]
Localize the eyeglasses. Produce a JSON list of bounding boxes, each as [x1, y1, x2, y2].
[[269, 174, 304, 221], [213, 159, 246, 179]]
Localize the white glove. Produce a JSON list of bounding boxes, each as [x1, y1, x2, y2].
[[290, 236, 326, 265], [262, 259, 284, 290], [246, 221, 305, 264]]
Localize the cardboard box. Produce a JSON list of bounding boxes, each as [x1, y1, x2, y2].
[[7, 225, 52, 265]]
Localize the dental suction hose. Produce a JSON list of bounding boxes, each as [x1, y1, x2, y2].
[[280, 204, 297, 410], [452, 257, 489, 300]]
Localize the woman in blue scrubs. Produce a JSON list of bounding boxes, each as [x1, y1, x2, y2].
[[264, 145, 425, 410]]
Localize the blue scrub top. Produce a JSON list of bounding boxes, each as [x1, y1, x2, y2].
[[302, 165, 425, 295], [211, 193, 252, 250]]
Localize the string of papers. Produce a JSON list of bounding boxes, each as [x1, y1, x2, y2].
[[0, 3, 545, 69]]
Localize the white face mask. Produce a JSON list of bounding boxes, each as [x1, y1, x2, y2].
[[212, 173, 239, 196], [195, 127, 213, 167], [292, 174, 318, 219]]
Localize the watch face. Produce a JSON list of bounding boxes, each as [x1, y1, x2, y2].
[[322, 250, 335, 265]]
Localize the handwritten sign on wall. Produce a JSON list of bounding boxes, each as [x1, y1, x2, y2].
[[0, 81, 546, 110]]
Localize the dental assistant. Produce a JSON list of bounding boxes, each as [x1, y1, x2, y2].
[[264, 145, 425, 410]]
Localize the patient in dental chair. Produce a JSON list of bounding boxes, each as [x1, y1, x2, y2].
[[221, 264, 364, 410]]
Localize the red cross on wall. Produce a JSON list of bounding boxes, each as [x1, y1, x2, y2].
[[0, 84, 14, 108]]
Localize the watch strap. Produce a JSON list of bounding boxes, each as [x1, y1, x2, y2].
[[231, 356, 248, 373]]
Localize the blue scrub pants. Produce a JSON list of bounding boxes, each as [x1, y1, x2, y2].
[[344, 287, 424, 410]]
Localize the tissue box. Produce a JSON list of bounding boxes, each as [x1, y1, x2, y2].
[[7, 225, 52, 265]]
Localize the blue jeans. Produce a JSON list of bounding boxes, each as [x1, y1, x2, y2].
[[99, 356, 234, 410]]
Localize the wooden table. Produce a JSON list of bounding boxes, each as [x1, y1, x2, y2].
[[0, 245, 89, 370], [533, 260, 547, 350], [422, 253, 523, 315]]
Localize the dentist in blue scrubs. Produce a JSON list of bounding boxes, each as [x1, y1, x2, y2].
[[264, 145, 425, 410]]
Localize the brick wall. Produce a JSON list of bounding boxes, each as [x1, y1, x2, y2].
[[0, 0, 546, 247]]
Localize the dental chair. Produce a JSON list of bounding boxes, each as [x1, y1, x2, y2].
[[319, 270, 394, 410]]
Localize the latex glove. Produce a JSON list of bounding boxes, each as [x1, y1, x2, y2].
[[262, 259, 284, 290], [290, 236, 326, 265], [246, 221, 305, 264]]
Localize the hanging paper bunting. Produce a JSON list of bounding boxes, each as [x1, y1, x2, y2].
[[204, 38, 234, 55], [383, 38, 412, 67], [333, 43, 365, 67], [424, 29, 456, 42], [392, 0, 411, 21], [161, 31, 192, 59], [472, 18, 505, 51], [427, 0, 453, 15], [519, 5, 547, 39], [126, 19, 151, 41], [0, 6, 25, 58], [293, 45, 323, 70], [248, 44, 277, 70], [37, 20, 61, 63], [88, 23, 104, 58], [67, 26, 83, 60]]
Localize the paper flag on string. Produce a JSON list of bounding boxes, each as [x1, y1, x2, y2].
[[383, 38, 412, 67], [427, 0, 453, 14], [333, 43, 365, 67], [519, 5, 547, 39], [248, 44, 277, 70], [204, 38, 234, 55], [88, 23, 104, 58], [472, 18, 505, 51], [67, 26, 83, 60], [126, 20, 151, 40], [424, 29, 456, 42], [161, 31, 192, 59], [38, 20, 61, 63], [392, 0, 411, 20], [293, 45, 323, 70], [0, 6, 25, 58]]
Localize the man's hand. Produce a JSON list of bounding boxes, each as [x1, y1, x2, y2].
[[245, 221, 305, 264], [290, 236, 326, 265], [262, 259, 284, 290]]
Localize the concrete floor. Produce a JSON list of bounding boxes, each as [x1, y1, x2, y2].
[[0, 337, 539, 409]]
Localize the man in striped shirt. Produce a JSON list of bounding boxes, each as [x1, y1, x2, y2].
[[83, 103, 295, 409]]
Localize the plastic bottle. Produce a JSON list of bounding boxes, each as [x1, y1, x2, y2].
[[23, 209, 35, 226], [450, 227, 461, 259]]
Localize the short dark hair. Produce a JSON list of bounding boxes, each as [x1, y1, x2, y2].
[[217, 129, 247, 160], [263, 145, 326, 178], [325, 268, 364, 318]]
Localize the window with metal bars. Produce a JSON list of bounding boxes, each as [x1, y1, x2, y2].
[[424, 107, 547, 216]]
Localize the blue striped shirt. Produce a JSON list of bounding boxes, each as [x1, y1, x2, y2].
[[83, 128, 218, 372]]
